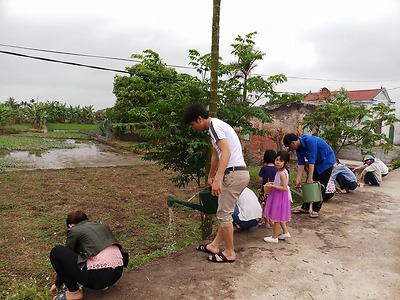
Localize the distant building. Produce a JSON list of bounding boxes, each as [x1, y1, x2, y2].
[[243, 87, 399, 164], [304, 87, 397, 143]]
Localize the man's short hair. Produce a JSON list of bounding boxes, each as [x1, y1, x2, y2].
[[183, 103, 209, 124], [283, 133, 299, 147]]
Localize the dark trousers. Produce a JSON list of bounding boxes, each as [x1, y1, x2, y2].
[[50, 245, 123, 291], [364, 172, 380, 186], [301, 166, 333, 213], [336, 174, 358, 190]]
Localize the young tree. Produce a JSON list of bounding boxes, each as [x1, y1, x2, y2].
[[301, 88, 398, 154], [113, 33, 286, 187]]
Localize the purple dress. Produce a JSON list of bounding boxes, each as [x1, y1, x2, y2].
[[263, 170, 291, 222]]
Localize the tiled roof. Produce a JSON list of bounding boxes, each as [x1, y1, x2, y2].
[[304, 87, 382, 102]]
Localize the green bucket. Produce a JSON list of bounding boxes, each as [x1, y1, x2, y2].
[[199, 189, 219, 214], [301, 182, 322, 203]]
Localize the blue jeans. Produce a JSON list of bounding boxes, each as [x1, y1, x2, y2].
[[232, 205, 259, 230], [336, 173, 357, 190]]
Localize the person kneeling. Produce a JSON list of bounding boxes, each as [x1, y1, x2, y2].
[[232, 187, 262, 231]]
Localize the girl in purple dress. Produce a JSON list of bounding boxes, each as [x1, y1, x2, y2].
[[263, 151, 291, 243]]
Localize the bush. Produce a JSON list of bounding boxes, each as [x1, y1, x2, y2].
[[391, 158, 400, 170]]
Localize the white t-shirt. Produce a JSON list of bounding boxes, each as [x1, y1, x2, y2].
[[375, 158, 389, 175], [209, 118, 246, 168], [237, 187, 262, 221]]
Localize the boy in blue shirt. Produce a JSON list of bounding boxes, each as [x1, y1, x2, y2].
[[283, 133, 336, 218]]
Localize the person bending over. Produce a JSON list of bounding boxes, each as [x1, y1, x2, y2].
[[50, 210, 128, 300]]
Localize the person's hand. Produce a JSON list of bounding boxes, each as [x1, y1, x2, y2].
[[306, 177, 313, 184], [50, 284, 58, 294], [211, 178, 222, 196], [295, 179, 302, 188]]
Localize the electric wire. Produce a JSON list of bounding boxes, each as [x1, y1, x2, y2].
[[1, 43, 400, 90]]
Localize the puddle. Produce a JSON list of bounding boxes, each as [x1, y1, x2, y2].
[[0, 140, 148, 171]]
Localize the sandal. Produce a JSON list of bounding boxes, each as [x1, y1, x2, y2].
[[207, 252, 235, 263], [292, 208, 309, 214], [196, 243, 214, 254], [53, 291, 69, 300], [309, 211, 319, 218], [53, 290, 83, 300]]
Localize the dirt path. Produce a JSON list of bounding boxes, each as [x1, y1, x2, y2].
[[84, 168, 400, 300]]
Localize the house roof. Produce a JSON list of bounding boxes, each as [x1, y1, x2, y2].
[[304, 87, 382, 102]]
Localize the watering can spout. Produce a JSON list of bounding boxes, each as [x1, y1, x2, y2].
[[167, 190, 218, 214]]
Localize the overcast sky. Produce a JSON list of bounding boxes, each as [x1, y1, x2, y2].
[[1, 0, 400, 110]]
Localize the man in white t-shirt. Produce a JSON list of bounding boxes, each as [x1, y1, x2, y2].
[[184, 103, 250, 263]]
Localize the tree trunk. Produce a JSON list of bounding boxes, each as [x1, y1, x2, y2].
[[202, 0, 221, 239]]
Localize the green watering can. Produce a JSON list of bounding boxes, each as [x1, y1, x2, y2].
[[167, 189, 218, 214], [290, 181, 323, 203]]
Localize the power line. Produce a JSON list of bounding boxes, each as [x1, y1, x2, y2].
[[0, 50, 130, 74], [253, 73, 400, 83], [0, 43, 194, 70], [1, 43, 399, 85]]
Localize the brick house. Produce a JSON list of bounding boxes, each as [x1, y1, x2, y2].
[[243, 87, 398, 164], [243, 101, 318, 164]]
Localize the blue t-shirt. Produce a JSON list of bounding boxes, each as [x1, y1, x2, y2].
[[296, 135, 336, 174]]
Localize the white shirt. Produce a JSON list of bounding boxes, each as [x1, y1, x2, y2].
[[209, 118, 246, 168], [237, 188, 262, 221], [375, 158, 389, 175]]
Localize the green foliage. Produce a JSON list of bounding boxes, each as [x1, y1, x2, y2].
[[391, 158, 400, 170], [301, 88, 399, 154], [113, 50, 182, 123], [0, 103, 18, 127], [1, 99, 96, 126], [112, 33, 287, 187], [269, 92, 306, 104]]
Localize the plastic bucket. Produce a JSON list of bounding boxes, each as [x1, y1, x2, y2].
[[301, 182, 322, 203], [199, 189, 219, 214]]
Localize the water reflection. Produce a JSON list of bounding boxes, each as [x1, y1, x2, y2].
[[0, 140, 147, 171]]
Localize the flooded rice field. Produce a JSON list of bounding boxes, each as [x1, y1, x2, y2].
[[0, 139, 148, 171]]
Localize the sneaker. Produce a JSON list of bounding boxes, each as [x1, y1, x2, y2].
[[258, 221, 265, 227], [263, 236, 278, 243], [278, 232, 291, 240]]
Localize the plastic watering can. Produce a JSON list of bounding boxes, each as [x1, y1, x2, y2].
[[290, 182, 323, 203], [167, 189, 218, 215]]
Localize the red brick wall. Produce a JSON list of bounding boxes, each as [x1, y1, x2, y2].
[[243, 102, 317, 164]]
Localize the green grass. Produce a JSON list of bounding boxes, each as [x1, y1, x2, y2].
[[0, 135, 76, 151], [46, 123, 96, 131], [0, 123, 32, 132], [17, 131, 92, 140]]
